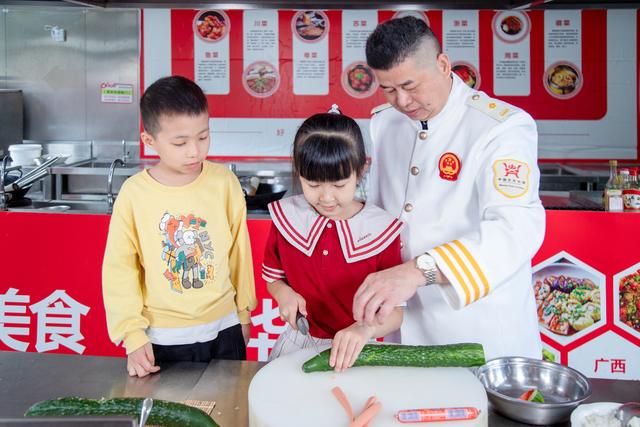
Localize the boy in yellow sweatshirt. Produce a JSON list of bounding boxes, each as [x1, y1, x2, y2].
[[102, 76, 257, 377]]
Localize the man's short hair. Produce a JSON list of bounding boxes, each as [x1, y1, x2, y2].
[[366, 16, 441, 71], [140, 75, 208, 136]]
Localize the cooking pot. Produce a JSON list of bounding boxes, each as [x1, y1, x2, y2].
[[239, 176, 287, 210]]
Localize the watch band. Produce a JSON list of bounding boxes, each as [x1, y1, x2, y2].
[[415, 253, 437, 286]]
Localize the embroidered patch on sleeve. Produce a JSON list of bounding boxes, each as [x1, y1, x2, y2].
[[492, 159, 530, 198]]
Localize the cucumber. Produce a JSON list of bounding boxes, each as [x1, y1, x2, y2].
[[302, 343, 485, 373], [25, 397, 219, 427]]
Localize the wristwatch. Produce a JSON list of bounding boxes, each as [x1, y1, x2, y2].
[[415, 253, 438, 286]]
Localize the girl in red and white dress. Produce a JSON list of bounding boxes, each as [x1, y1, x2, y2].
[[262, 106, 404, 372]]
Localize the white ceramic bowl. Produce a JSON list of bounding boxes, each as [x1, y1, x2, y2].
[[570, 402, 622, 426], [9, 144, 42, 166]]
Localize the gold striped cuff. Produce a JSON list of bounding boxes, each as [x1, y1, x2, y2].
[[430, 240, 490, 307]]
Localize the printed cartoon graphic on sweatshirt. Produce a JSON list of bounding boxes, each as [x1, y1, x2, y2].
[[159, 213, 215, 293]]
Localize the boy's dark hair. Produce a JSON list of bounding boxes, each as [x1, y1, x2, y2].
[[293, 113, 366, 183], [140, 76, 208, 136], [366, 16, 441, 71]]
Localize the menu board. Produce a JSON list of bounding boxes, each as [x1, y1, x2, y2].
[[142, 9, 638, 161]]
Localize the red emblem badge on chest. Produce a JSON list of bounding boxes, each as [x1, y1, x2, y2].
[[438, 152, 461, 181]]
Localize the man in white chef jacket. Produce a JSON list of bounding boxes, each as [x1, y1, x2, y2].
[[352, 16, 545, 360]]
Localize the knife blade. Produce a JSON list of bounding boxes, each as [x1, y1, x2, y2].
[[296, 312, 321, 356]]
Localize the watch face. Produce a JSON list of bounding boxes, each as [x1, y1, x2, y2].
[[418, 254, 435, 270]]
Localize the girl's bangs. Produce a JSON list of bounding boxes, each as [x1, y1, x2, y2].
[[296, 136, 356, 182]]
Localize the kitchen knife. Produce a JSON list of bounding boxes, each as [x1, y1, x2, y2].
[[296, 312, 321, 356]]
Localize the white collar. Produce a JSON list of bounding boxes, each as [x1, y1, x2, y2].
[[268, 195, 404, 263], [404, 73, 469, 132]]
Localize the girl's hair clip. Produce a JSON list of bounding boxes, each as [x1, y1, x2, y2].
[[328, 104, 342, 115]]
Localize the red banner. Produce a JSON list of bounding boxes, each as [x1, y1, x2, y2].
[[1, 211, 638, 379]]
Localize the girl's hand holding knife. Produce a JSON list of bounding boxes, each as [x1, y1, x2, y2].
[[269, 280, 307, 330]]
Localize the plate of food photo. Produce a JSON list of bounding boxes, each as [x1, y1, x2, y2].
[[493, 11, 530, 43], [533, 262, 603, 338], [452, 62, 480, 89], [617, 268, 640, 334], [243, 62, 280, 98], [545, 62, 583, 99], [194, 10, 229, 42], [392, 10, 430, 25], [342, 62, 377, 98], [293, 10, 328, 42]]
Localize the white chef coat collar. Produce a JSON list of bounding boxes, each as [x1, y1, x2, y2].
[[269, 195, 404, 263], [414, 73, 469, 132]]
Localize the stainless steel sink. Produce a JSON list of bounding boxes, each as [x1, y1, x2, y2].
[[47, 159, 152, 200], [50, 160, 153, 175], [539, 165, 563, 175], [11, 200, 110, 214], [539, 164, 576, 176], [73, 160, 157, 169]]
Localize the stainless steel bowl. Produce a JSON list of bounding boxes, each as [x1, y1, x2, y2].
[[475, 357, 591, 425]]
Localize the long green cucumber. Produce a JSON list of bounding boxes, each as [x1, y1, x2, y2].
[[25, 397, 219, 427], [302, 343, 485, 373]]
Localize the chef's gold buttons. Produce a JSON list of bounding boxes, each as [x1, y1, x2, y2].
[[411, 166, 420, 176], [418, 131, 428, 140], [404, 203, 413, 212], [322, 249, 329, 256]]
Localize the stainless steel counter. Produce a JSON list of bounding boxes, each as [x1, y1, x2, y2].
[[0, 351, 262, 426], [10, 159, 632, 214], [1, 351, 638, 426], [5, 159, 294, 214]]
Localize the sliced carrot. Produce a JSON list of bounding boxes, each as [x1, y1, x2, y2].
[[332, 386, 354, 421]]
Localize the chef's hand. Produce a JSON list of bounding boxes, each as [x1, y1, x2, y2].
[[330, 322, 375, 373], [268, 281, 307, 330], [353, 259, 425, 327], [127, 342, 161, 377], [241, 323, 251, 346]]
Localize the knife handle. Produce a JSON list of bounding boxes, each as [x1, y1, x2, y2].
[[295, 311, 310, 335]]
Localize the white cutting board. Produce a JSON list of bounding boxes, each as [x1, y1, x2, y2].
[[249, 348, 488, 427]]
